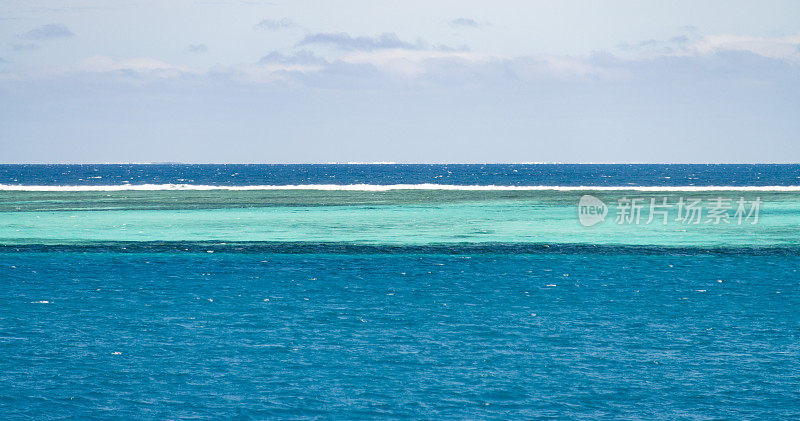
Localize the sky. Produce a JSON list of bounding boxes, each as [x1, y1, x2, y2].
[[1, 0, 799, 163]]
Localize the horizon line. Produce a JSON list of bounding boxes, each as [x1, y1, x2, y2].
[[1, 162, 800, 165]]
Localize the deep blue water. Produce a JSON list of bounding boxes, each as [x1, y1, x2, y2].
[[2, 251, 799, 419], [2, 163, 800, 186]]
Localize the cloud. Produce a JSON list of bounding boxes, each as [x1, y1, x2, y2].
[[188, 44, 208, 53], [11, 43, 39, 51], [233, 51, 327, 83], [0, 57, 6, 63], [240, 38, 799, 87], [619, 38, 682, 56], [254, 18, 294, 30], [691, 34, 800, 62], [7, 30, 800, 91], [337, 49, 492, 78], [20, 23, 73, 40], [68, 55, 194, 78], [239, 45, 618, 85], [297, 32, 423, 51], [450, 18, 480, 28], [258, 50, 325, 65], [619, 31, 800, 63]]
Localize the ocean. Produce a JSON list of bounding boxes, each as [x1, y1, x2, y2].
[[1, 164, 799, 419]]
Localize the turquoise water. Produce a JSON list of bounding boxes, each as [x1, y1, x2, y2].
[[1, 190, 798, 247]]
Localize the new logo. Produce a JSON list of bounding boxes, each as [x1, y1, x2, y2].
[[578, 195, 607, 227]]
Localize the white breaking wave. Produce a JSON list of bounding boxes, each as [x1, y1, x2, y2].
[[1, 184, 799, 191]]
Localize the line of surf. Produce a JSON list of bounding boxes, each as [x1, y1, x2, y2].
[[2, 184, 800, 192]]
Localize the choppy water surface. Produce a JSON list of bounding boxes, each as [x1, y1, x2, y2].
[[1, 165, 799, 419], [2, 251, 799, 419]]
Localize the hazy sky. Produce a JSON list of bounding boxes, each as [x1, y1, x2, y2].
[[1, 0, 799, 163]]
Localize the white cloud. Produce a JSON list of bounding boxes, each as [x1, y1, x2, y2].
[[450, 18, 480, 28], [5, 30, 799, 87], [338, 49, 492, 77], [254, 18, 294, 30], [233, 63, 325, 83], [69, 55, 194, 77], [690, 34, 800, 62], [225, 51, 327, 83], [298, 32, 424, 51], [619, 31, 800, 63], [510, 55, 628, 79]]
